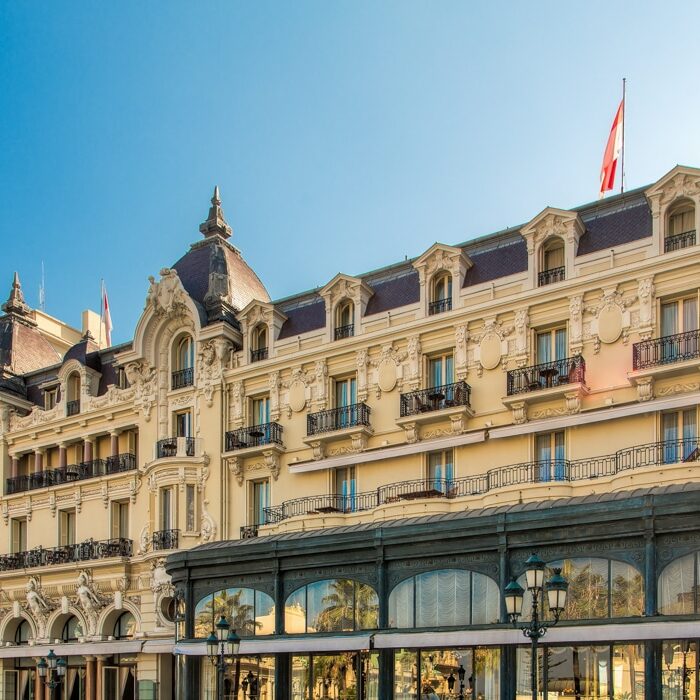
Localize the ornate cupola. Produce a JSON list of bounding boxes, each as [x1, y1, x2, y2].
[[199, 186, 233, 239], [1, 272, 34, 324]]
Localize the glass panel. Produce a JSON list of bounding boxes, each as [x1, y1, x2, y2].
[[355, 582, 379, 630], [474, 647, 501, 700], [254, 590, 275, 636], [429, 358, 442, 389], [659, 554, 696, 615], [536, 433, 552, 482], [253, 397, 270, 425], [663, 412, 680, 464], [186, 485, 195, 532], [471, 573, 500, 625], [516, 646, 543, 699], [683, 409, 697, 460], [662, 302, 679, 337], [684, 298, 698, 332], [544, 242, 565, 269], [415, 570, 470, 628], [610, 560, 644, 618], [285, 588, 307, 634], [537, 332, 551, 364], [420, 649, 470, 698], [253, 480, 270, 526], [555, 328, 568, 360], [308, 580, 355, 633], [612, 644, 645, 699], [394, 649, 418, 700], [160, 489, 171, 530], [445, 355, 454, 384], [661, 640, 696, 700], [312, 653, 359, 700], [560, 558, 609, 620], [388, 579, 414, 628], [554, 430, 566, 480], [335, 466, 357, 512], [291, 655, 310, 700], [545, 646, 611, 699]]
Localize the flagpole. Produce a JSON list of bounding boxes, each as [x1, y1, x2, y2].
[[620, 77, 626, 195], [99, 279, 104, 346]]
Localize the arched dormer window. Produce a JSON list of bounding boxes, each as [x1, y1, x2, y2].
[[251, 324, 269, 362], [172, 335, 194, 389], [334, 300, 355, 340], [66, 372, 81, 416], [538, 237, 565, 286], [665, 199, 696, 252], [429, 273, 452, 315]]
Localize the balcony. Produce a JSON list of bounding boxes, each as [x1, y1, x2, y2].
[[304, 403, 372, 460], [0, 538, 132, 571], [428, 298, 452, 315], [537, 266, 565, 286], [334, 324, 354, 340], [152, 529, 180, 551], [664, 230, 696, 253], [155, 437, 197, 459], [262, 437, 700, 526], [506, 355, 585, 396], [66, 400, 80, 416], [225, 422, 283, 452], [171, 367, 194, 390], [5, 454, 137, 496], [250, 347, 268, 363], [632, 330, 700, 371]]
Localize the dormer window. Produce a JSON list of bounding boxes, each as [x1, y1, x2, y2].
[[538, 238, 565, 286], [251, 324, 269, 362], [116, 367, 129, 390], [666, 200, 696, 252], [66, 372, 81, 416], [44, 386, 58, 410], [334, 300, 354, 340], [172, 335, 194, 389], [429, 273, 452, 315]]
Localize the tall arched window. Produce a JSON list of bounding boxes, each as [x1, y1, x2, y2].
[[659, 551, 700, 615], [388, 569, 499, 628], [538, 238, 565, 286], [429, 273, 452, 315], [334, 300, 355, 340], [62, 615, 81, 642], [251, 324, 269, 362], [15, 619, 31, 646], [194, 587, 275, 638], [284, 579, 378, 633], [113, 611, 136, 640], [172, 335, 195, 389], [66, 372, 81, 416], [666, 199, 696, 252]]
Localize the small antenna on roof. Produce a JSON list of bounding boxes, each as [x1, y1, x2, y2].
[[39, 261, 46, 311]]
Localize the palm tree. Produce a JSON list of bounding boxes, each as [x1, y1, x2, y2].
[[315, 580, 378, 632]]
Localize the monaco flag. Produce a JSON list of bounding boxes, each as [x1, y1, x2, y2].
[[599, 99, 624, 196], [102, 282, 112, 346]]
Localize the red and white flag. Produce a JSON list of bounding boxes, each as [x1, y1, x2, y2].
[[101, 282, 113, 346], [599, 99, 624, 197]]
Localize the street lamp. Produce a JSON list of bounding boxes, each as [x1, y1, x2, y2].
[[504, 553, 569, 700], [206, 615, 241, 700], [37, 649, 67, 693]]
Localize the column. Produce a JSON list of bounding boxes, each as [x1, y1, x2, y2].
[[10, 454, 18, 479], [44, 681, 51, 700], [58, 443, 67, 469], [34, 449, 43, 474], [95, 656, 106, 700], [33, 660, 42, 700], [110, 431, 120, 458], [84, 656, 96, 700], [83, 437, 93, 463]]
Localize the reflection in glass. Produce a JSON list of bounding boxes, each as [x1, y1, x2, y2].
[[659, 553, 698, 615], [662, 640, 697, 700], [292, 653, 378, 700], [194, 587, 275, 637], [200, 655, 275, 700]]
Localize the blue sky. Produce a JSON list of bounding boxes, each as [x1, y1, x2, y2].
[[2, 1, 699, 345]]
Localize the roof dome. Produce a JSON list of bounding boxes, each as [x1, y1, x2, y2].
[[172, 188, 270, 324]]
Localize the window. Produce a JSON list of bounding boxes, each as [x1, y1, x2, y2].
[[59, 509, 76, 546], [666, 200, 696, 251], [116, 367, 128, 390], [429, 273, 452, 314], [335, 377, 356, 408], [252, 396, 270, 426], [535, 430, 566, 481], [661, 297, 698, 337], [661, 409, 697, 463], [251, 325, 268, 362], [66, 373, 81, 415], [428, 449, 454, 494], [195, 587, 275, 637], [334, 300, 354, 340], [249, 479, 270, 528], [172, 335, 194, 388], [186, 484, 196, 532], [334, 466, 356, 512], [62, 616, 80, 642], [11, 518, 27, 553], [428, 353, 454, 388], [113, 612, 136, 640], [536, 327, 567, 364], [174, 410, 192, 438], [15, 620, 31, 646], [539, 238, 565, 285], [160, 487, 174, 531], [44, 387, 58, 410], [111, 501, 129, 540]]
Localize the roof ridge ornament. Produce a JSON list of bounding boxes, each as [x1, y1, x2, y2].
[[199, 185, 233, 240], [2, 271, 33, 319]]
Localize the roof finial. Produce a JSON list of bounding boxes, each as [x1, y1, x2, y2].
[[2, 272, 32, 317], [200, 185, 232, 240]]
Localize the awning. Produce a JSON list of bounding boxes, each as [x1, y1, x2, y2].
[[0, 640, 143, 659], [175, 635, 373, 656], [141, 640, 175, 654]]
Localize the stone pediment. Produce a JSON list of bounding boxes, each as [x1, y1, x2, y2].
[[238, 300, 287, 335], [319, 274, 374, 307], [412, 243, 472, 279], [645, 165, 700, 204], [520, 207, 585, 255]]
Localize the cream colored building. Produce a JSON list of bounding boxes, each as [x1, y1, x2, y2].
[[1, 166, 700, 699]]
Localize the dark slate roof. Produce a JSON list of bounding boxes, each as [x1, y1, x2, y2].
[[278, 299, 326, 339], [577, 199, 652, 255], [191, 481, 700, 552], [64, 337, 102, 372], [0, 317, 61, 378], [364, 271, 420, 316], [463, 238, 528, 287]]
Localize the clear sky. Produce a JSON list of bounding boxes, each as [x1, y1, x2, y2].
[[2, 1, 699, 345]]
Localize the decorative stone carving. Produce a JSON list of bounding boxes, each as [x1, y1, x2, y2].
[[124, 360, 158, 421], [230, 381, 243, 425], [656, 382, 700, 397], [564, 391, 582, 414], [569, 295, 584, 354], [264, 449, 281, 481], [228, 456, 244, 486], [636, 377, 654, 402], [637, 277, 655, 340], [406, 335, 421, 388], [479, 332, 501, 371], [138, 525, 150, 555], [150, 558, 173, 595], [25, 578, 51, 618], [313, 360, 328, 408], [146, 268, 189, 318], [75, 571, 104, 636], [200, 505, 216, 543], [513, 309, 529, 365], [288, 381, 306, 413], [197, 339, 231, 407], [268, 371, 281, 420], [402, 421, 419, 444], [454, 324, 468, 378], [372, 343, 406, 397], [510, 401, 527, 425], [356, 350, 369, 402]]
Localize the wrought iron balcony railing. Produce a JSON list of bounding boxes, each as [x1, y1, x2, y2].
[[156, 437, 195, 459], [263, 437, 700, 525], [250, 347, 268, 363], [428, 298, 452, 315], [538, 266, 565, 286], [152, 529, 180, 551], [334, 324, 354, 340], [400, 380, 471, 417], [0, 538, 132, 571], [664, 230, 696, 253], [506, 355, 585, 396], [632, 329, 700, 370], [66, 400, 80, 416], [5, 454, 137, 495], [307, 403, 371, 436], [171, 367, 194, 390], [240, 525, 259, 539], [225, 422, 283, 451]]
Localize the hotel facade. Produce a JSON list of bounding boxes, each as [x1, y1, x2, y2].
[[1, 166, 700, 699]]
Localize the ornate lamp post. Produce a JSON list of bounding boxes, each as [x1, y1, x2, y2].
[[206, 615, 241, 700], [37, 649, 67, 693], [504, 553, 569, 700]]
